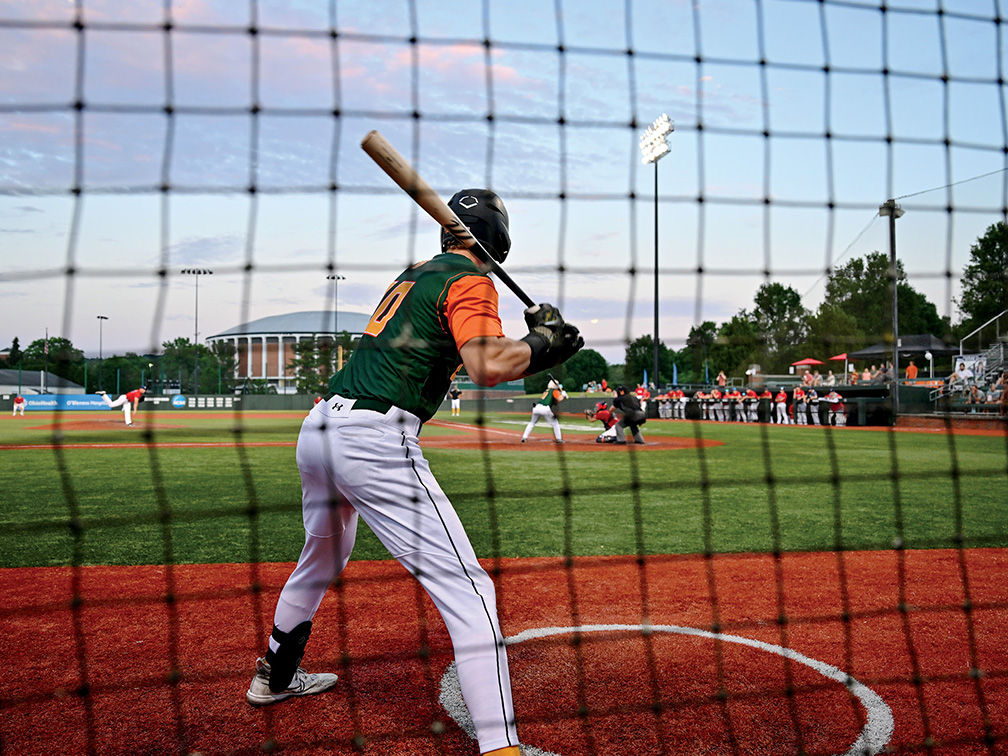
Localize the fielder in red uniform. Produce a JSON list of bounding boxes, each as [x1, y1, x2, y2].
[[12, 394, 25, 417]]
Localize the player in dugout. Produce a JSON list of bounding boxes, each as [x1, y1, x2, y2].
[[244, 189, 583, 756]]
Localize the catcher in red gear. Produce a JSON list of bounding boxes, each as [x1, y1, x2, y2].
[[584, 400, 619, 443]]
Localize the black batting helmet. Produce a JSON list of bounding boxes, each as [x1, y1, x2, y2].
[[440, 189, 511, 264]]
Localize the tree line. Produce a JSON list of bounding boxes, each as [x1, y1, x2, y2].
[[624, 222, 1007, 387], [0, 336, 248, 395], [4, 222, 1004, 395]]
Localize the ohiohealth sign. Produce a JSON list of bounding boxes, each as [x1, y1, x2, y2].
[[22, 395, 111, 411]]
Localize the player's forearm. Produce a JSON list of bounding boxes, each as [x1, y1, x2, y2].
[[459, 336, 532, 387]]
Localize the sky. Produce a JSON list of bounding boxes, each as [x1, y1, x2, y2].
[[1, 0, 1006, 365]]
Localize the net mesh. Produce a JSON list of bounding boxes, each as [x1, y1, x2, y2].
[[1, 1, 1007, 755]]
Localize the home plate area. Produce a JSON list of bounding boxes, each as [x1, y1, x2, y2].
[[423, 420, 723, 452]]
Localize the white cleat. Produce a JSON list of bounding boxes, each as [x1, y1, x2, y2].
[[245, 657, 338, 707]]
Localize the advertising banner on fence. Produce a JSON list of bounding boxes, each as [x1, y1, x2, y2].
[[22, 395, 110, 411]]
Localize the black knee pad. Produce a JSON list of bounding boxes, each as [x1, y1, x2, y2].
[[265, 620, 312, 692]]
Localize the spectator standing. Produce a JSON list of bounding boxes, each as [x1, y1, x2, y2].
[[716, 370, 727, 387], [905, 360, 918, 380]]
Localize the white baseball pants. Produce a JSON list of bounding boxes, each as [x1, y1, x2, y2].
[[795, 402, 807, 425], [100, 393, 132, 424], [274, 398, 518, 753], [775, 401, 790, 424], [521, 403, 561, 441]]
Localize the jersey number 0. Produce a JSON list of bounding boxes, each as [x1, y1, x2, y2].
[[363, 281, 415, 337]]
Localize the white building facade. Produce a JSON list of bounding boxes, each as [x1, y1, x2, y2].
[[207, 310, 370, 394]]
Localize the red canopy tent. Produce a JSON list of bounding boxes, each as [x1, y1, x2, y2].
[[790, 358, 822, 380], [829, 353, 850, 382]]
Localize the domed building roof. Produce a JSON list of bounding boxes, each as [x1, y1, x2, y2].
[[208, 310, 371, 339]]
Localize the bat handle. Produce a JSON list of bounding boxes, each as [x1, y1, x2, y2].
[[491, 264, 535, 308]]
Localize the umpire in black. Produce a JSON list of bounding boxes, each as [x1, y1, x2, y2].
[[612, 385, 646, 445]]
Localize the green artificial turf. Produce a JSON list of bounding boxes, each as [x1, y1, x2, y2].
[[0, 410, 1005, 567]]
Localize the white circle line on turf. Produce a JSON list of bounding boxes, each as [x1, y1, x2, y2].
[[438, 623, 893, 756]]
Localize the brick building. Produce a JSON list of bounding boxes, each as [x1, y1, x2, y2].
[[207, 310, 370, 394]]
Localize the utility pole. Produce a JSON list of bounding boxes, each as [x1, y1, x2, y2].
[[879, 199, 904, 421], [639, 113, 674, 391]]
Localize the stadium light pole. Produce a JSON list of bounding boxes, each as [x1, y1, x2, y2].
[[327, 273, 346, 370], [181, 268, 213, 395], [640, 113, 673, 391], [97, 315, 108, 392], [879, 199, 904, 419]]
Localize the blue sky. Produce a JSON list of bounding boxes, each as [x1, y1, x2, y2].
[[1, 0, 1006, 364]]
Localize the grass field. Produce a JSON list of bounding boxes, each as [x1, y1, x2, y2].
[[2, 409, 1006, 569]]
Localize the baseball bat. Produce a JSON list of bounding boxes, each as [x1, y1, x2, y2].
[[360, 129, 535, 308]]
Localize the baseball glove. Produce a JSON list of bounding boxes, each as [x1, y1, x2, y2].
[[584, 408, 597, 420]]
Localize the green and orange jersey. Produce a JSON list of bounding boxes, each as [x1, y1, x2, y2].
[[538, 388, 564, 408], [329, 253, 504, 423]]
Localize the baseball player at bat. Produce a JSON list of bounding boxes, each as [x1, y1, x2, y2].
[[520, 377, 567, 443], [246, 189, 583, 756]]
